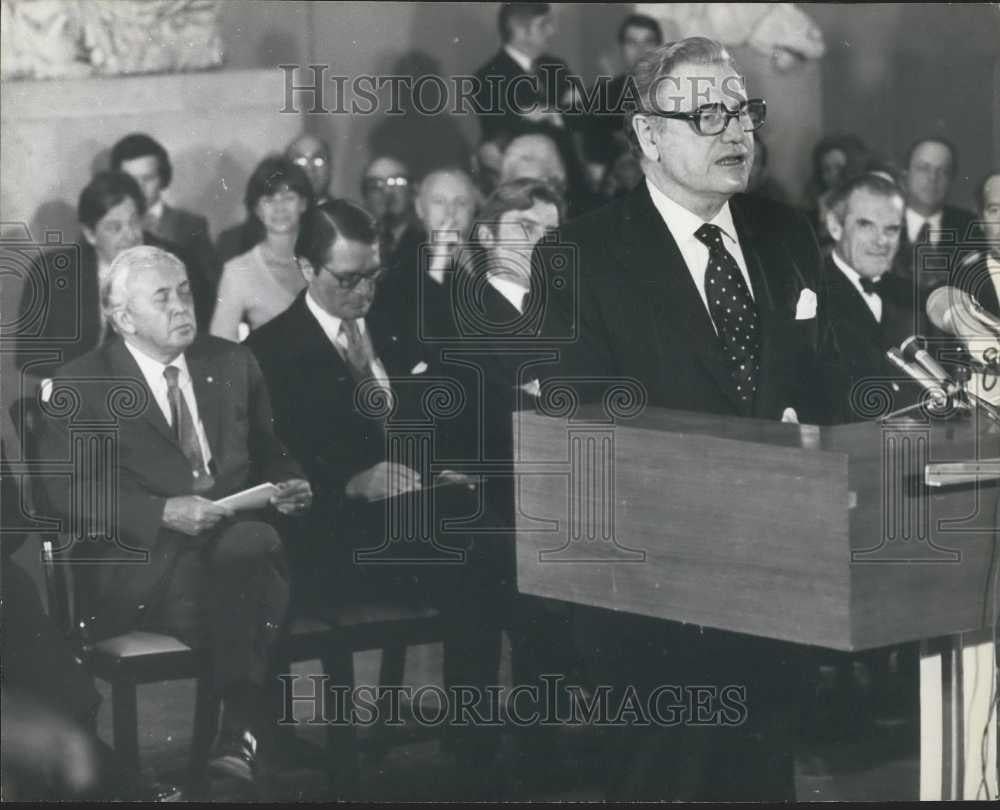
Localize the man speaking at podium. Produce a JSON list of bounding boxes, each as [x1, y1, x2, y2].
[[540, 37, 823, 800]]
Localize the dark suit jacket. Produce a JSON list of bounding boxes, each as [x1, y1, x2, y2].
[[38, 336, 302, 639], [816, 255, 923, 424], [148, 204, 220, 329], [14, 232, 204, 385], [541, 183, 824, 422], [892, 204, 977, 288], [246, 292, 432, 506]]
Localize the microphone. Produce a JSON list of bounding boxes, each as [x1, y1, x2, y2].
[[900, 335, 956, 391], [926, 286, 1000, 337], [885, 347, 948, 408], [926, 287, 1000, 370]]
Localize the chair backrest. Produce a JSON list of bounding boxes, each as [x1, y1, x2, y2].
[[9, 394, 90, 644]]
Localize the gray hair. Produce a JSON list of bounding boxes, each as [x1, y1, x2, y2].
[[101, 245, 185, 329], [625, 36, 738, 156]]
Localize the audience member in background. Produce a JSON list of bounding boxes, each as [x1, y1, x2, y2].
[[949, 169, 1000, 317], [499, 132, 568, 205], [893, 136, 977, 290], [817, 172, 917, 422], [747, 134, 789, 204], [14, 171, 187, 386], [599, 149, 643, 200], [380, 168, 479, 340], [805, 133, 870, 248], [811, 171, 922, 739], [210, 156, 314, 342], [472, 2, 593, 217], [286, 132, 334, 207], [584, 13, 663, 180], [471, 134, 510, 198], [110, 133, 219, 329], [246, 200, 500, 782], [361, 155, 419, 268], [216, 132, 332, 264]]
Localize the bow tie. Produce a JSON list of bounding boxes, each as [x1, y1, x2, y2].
[[859, 276, 883, 295]]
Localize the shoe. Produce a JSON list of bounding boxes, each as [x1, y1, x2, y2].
[[207, 728, 258, 784]]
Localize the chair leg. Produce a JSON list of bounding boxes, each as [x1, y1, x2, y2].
[[187, 673, 220, 792], [110, 678, 141, 776], [371, 643, 408, 763], [322, 646, 359, 799]]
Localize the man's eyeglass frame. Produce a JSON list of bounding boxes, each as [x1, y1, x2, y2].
[[641, 98, 767, 136]]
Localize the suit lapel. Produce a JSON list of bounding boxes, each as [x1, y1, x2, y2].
[[106, 339, 177, 448], [185, 341, 223, 465], [623, 186, 744, 411]]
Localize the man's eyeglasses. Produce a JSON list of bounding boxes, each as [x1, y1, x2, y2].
[[323, 265, 386, 289], [292, 155, 328, 168], [643, 98, 766, 136], [363, 175, 410, 191]]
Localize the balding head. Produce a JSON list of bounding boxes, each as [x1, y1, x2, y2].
[[416, 169, 478, 235], [286, 132, 332, 197], [500, 134, 566, 194]]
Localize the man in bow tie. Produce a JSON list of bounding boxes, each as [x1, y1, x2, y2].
[[817, 171, 923, 424], [38, 246, 312, 788], [536, 36, 824, 800]]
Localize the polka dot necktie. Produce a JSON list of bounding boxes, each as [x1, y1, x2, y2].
[[163, 365, 214, 493], [694, 223, 760, 404]]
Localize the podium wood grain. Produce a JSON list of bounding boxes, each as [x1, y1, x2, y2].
[[514, 405, 999, 652]]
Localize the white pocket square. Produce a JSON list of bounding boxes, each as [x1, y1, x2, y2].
[[781, 407, 799, 424], [410, 361, 428, 375], [795, 288, 817, 320]]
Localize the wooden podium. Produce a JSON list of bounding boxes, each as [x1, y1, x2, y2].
[[513, 401, 999, 800]]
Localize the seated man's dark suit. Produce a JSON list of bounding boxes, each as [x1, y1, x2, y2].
[[817, 254, 925, 424], [144, 204, 220, 330], [39, 335, 302, 689], [537, 183, 824, 800], [246, 290, 504, 764]]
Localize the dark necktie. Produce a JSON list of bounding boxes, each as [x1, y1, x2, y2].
[[915, 222, 930, 245], [163, 365, 214, 493], [859, 276, 884, 296], [694, 223, 761, 404], [339, 319, 375, 383]]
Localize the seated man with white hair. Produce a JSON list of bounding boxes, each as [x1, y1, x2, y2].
[[38, 245, 312, 790]]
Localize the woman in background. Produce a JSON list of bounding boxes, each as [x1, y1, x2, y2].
[[210, 156, 314, 341]]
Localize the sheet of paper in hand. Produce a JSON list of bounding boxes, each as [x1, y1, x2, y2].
[[214, 483, 278, 511]]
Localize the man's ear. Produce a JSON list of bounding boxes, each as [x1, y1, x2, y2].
[[298, 258, 317, 284], [825, 210, 844, 243], [82, 226, 97, 247], [631, 115, 658, 163], [111, 307, 133, 336], [414, 194, 426, 223]]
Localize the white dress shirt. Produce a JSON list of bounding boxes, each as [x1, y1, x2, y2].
[[831, 250, 883, 323], [304, 291, 390, 389], [905, 208, 943, 245], [989, 254, 1000, 309], [645, 179, 754, 332], [123, 340, 213, 467], [487, 277, 530, 314], [504, 44, 533, 73]]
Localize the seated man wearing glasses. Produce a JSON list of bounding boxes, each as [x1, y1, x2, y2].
[[246, 201, 499, 772], [537, 37, 823, 800]]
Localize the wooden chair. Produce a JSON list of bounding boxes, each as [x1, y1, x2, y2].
[[18, 395, 447, 795]]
